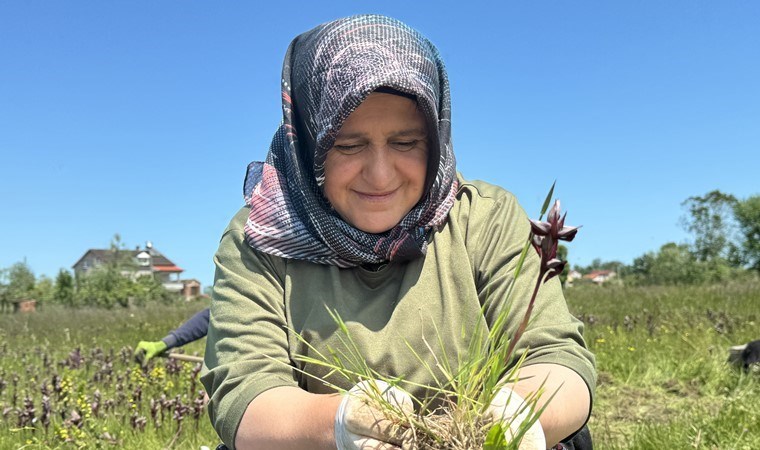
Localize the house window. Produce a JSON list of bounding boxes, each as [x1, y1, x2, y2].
[[136, 251, 151, 267]]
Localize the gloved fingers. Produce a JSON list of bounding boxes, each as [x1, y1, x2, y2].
[[351, 380, 414, 416], [344, 396, 411, 445], [485, 387, 546, 450], [133, 342, 149, 365], [133, 341, 168, 366], [487, 387, 529, 421], [134, 349, 147, 366], [382, 386, 414, 416], [342, 380, 415, 446], [134, 341, 148, 355], [515, 426, 546, 450], [492, 417, 545, 450], [346, 432, 404, 450]]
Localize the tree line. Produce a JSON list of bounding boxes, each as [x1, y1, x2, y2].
[[573, 190, 760, 285], [0, 237, 176, 311], [2, 190, 758, 306]]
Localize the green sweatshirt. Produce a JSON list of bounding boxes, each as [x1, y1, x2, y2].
[[202, 178, 596, 448]]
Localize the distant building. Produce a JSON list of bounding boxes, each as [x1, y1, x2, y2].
[[180, 279, 202, 299], [582, 270, 617, 285], [564, 269, 583, 287], [12, 299, 37, 313], [72, 242, 200, 299]]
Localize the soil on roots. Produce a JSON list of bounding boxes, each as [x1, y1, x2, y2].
[[403, 410, 494, 450]]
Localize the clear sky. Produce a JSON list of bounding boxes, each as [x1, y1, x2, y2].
[[1, 1, 758, 289]]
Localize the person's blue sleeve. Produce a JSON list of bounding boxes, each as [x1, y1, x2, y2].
[[161, 308, 210, 349]]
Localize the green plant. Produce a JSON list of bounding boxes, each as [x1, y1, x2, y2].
[[286, 185, 576, 449]]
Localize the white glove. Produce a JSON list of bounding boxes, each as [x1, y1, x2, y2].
[[335, 379, 414, 450], [485, 387, 546, 450]]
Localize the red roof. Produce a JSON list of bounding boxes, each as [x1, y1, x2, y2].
[[583, 270, 613, 279], [152, 265, 183, 273]]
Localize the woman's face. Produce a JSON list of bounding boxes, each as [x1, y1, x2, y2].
[[324, 92, 429, 234]]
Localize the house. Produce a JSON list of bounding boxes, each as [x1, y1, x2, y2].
[[582, 270, 617, 285], [12, 299, 37, 313], [73, 242, 200, 299], [563, 269, 583, 287], [180, 279, 202, 299]]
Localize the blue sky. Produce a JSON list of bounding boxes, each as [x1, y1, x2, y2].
[[1, 1, 758, 289]]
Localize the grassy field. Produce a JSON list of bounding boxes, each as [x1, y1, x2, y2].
[[567, 281, 760, 449], [0, 301, 219, 450], [1, 281, 758, 449]]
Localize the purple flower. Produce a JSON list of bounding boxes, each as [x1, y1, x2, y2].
[[529, 200, 579, 283], [506, 198, 580, 360]]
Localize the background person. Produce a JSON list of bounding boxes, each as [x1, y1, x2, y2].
[[202, 14, 595, 450]]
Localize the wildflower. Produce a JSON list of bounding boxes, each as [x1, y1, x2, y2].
[[67, 347, 84, 369], [41, 394, 51, 430], [529, 200, 579, 283], [17, 395, 35, 428], [506, 198, 580, 359]]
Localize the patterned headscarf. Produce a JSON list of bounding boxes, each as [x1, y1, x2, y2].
[[242, 14, 458, 267]]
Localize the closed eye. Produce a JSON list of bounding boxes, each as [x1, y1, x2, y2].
[[391, 140, 421, 151], [333, 144, 365, 155]]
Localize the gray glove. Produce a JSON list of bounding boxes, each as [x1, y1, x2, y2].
[[335, 379, 414, 450]]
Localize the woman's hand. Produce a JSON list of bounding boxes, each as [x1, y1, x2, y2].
[[335, 380, 414, 450], [485, 387, 546, 450]]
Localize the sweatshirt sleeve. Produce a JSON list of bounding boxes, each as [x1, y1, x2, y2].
[[161, 308, 210, 350], [201, 208, 298, 449]]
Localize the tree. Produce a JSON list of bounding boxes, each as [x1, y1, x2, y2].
[[54, 269, 76, 306], [734, 195, 760, 271], [107, 233, 136, 271], [6, 261, 36, 300], [34, 275, 54, 303], [76, 265, 136, 308], [630, 242, 735, 285], [631, 243, 696, 285], [681, 190, 739, 264], [0, 268, 8, 313]]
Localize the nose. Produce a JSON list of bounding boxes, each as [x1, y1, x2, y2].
[[362, 146, 395, 188]]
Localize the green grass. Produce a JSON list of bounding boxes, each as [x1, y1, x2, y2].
[[567, 281, 760, 449], [1, 281, 759, 449], [0, 301, 219, 450]]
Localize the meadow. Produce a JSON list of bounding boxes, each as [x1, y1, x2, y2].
[[0, 302, 218, 449], [1, 281, 758, 449], [567, 281, 759, 449]]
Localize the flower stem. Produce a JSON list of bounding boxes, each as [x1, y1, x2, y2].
[[505, 270, 544, 362]]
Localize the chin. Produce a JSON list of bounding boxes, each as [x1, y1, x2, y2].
[[358, 224, 394, 234], [352, 218, 398, 234]]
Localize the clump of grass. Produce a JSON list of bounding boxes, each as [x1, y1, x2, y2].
[[287, 184, 576, 449]]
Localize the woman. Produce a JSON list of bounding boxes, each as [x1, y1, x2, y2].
[[202, 14, 595, 450]]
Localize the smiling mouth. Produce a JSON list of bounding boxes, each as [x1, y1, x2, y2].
[[355, 189, 397, 202]]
